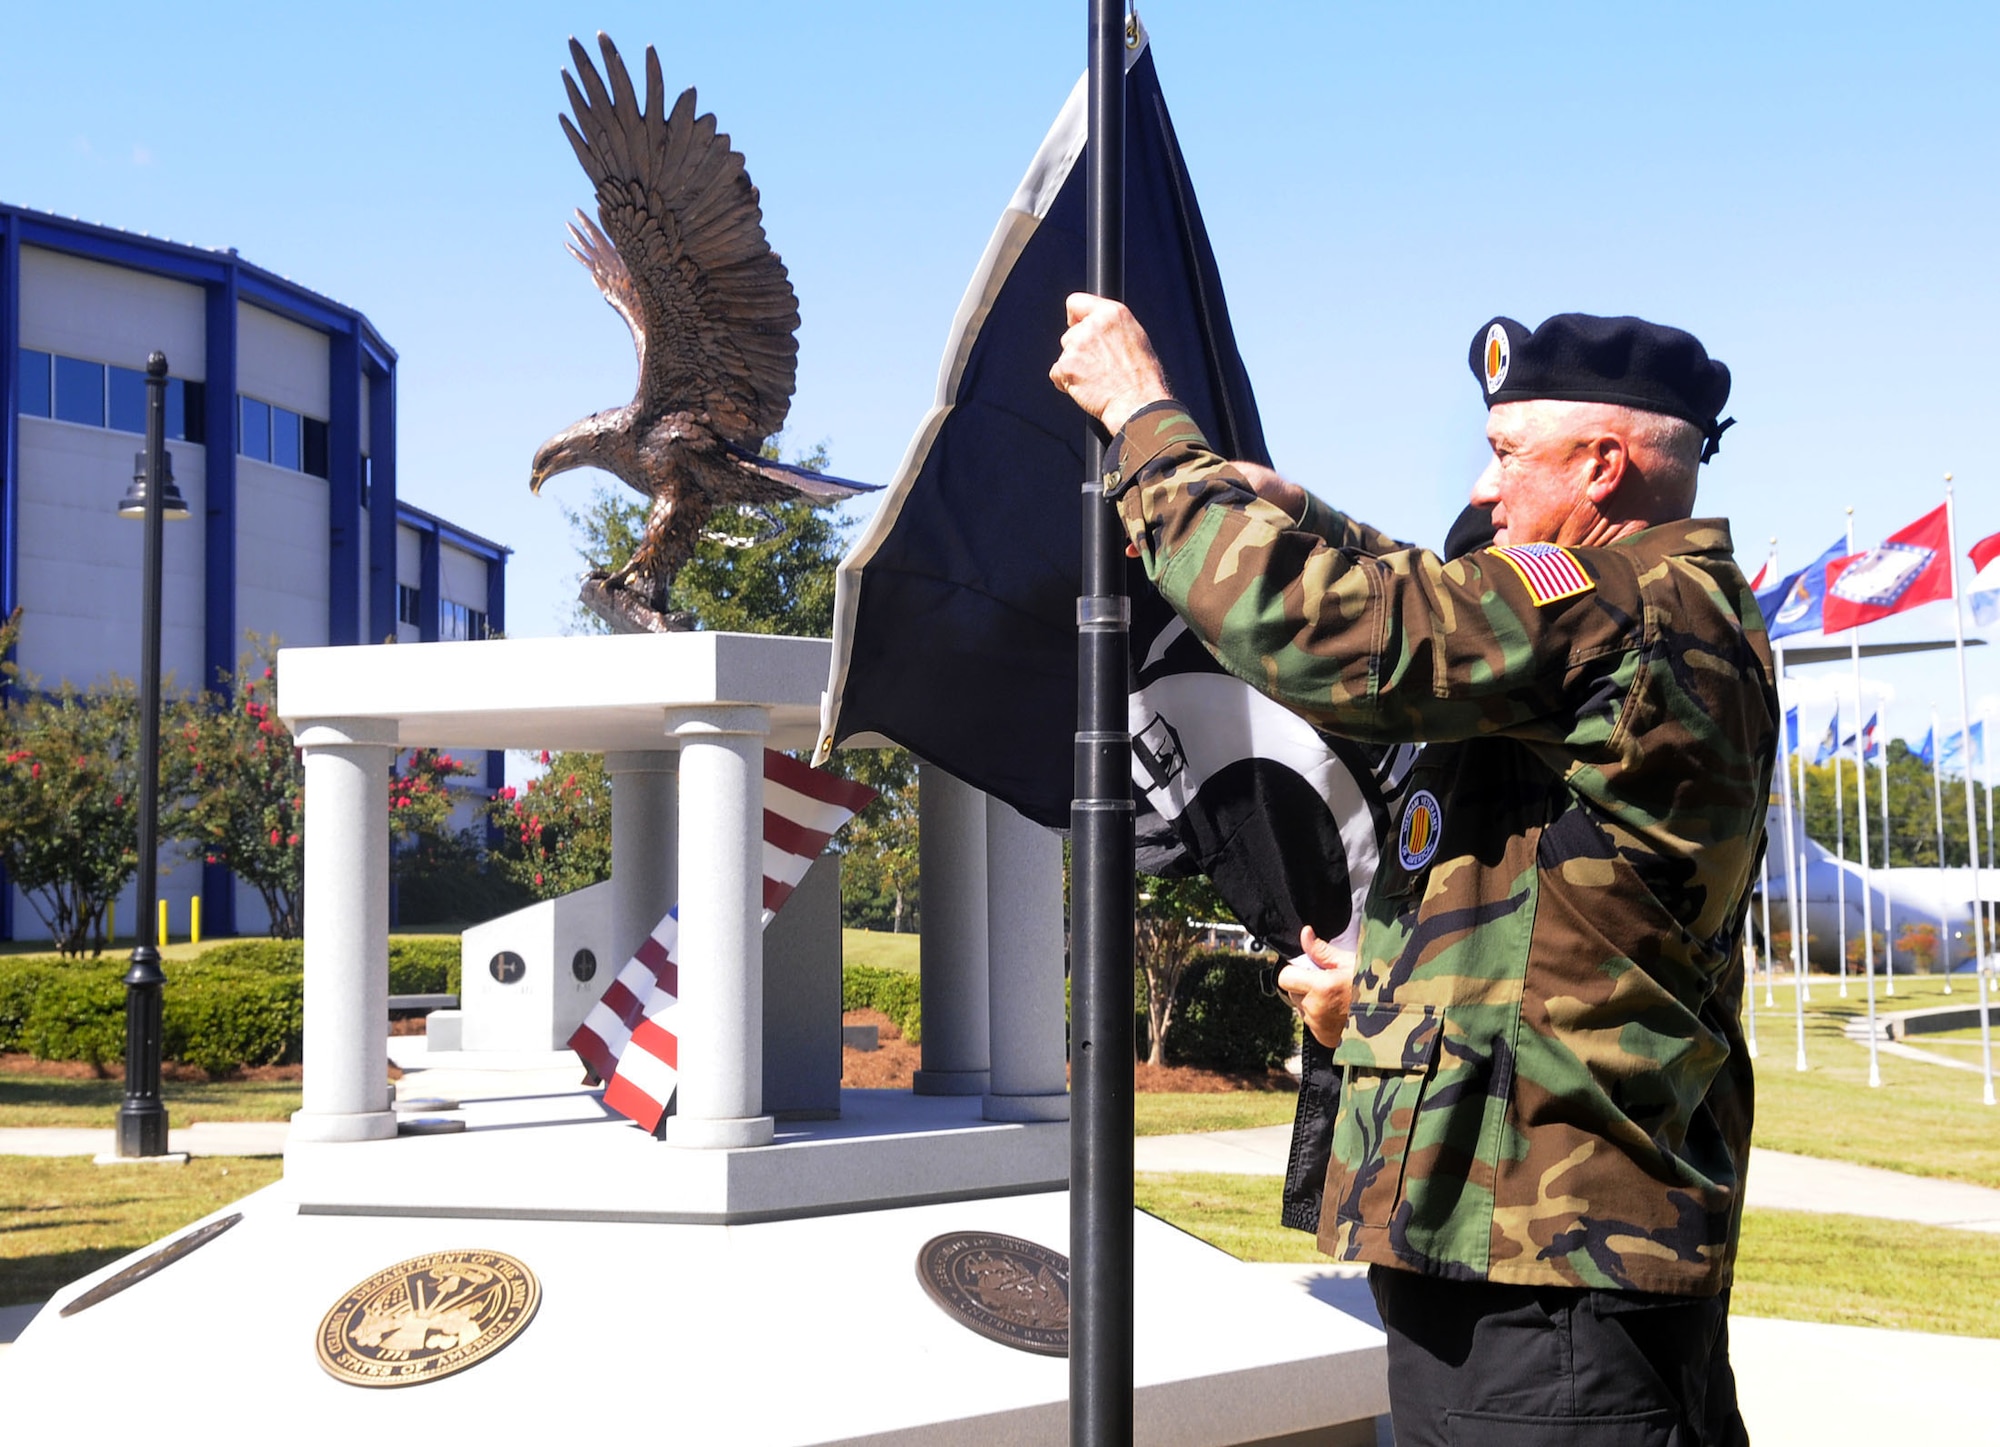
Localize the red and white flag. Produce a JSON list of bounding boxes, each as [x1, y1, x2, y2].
[[568, 750, 876, 1132], [1969, 528, 2000, 627], [1822, 504, 1953, 633]]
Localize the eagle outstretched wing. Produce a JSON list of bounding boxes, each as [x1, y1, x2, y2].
[[560, 32, 798, 448]]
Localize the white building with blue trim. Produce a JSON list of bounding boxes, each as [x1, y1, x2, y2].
[[0, 202, 507, 940]]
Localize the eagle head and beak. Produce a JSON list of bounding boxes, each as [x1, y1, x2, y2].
[[529, 410, 628, 495]]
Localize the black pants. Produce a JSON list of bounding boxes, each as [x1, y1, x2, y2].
[[1370, 1267, 1749, 1447]]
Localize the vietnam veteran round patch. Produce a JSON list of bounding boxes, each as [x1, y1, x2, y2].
[[316, 1248, 540, 1387], [1398, 789, 1443, 871]]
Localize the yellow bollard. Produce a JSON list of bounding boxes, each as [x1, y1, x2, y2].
[[191, 896, 201, 946], [158, 898, 169, 946]]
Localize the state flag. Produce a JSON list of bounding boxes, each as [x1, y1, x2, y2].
[[1941, 721, 1986, 775], [1813, 711, 1839, 766], [1969, 528, 2000, 627], [1822, 505, 1952, 633], [1756, 540, 1845, 639]]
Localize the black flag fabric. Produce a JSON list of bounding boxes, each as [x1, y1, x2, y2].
[[819, 22, 1410, 970]]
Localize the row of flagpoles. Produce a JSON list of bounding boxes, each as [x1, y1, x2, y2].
[[1747, 482, 1997, 1104]]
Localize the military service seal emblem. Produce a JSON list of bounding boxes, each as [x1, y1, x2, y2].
[[316, 1248, 540, 1387], [916, 1232, 1069, 1356]]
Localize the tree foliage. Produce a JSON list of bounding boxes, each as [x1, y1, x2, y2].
[[0, 612, 164, 956], [487, 750, 613, 900], [1134, 872, 1235, 1068], [173, 639, 304, 936], [564, 440, 845, 638], [1797, 740, 1992, 868], [837, 752, 920, 932]]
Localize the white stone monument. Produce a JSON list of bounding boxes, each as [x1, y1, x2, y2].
[[0, 631, 1387, 1444]]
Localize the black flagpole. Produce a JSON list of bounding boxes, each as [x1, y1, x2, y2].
[[1072, 1, 1133, 1441]]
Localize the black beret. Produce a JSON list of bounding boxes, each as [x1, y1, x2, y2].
[[1444, 503, 1497, 561], [1469, 313, 1735, 460]]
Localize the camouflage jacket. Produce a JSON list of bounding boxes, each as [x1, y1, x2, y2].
[[1107, 403, 1778, 1295]]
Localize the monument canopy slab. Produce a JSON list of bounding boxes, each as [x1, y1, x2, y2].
[[276, 632, 832, 754]]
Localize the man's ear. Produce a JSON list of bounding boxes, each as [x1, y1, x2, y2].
[[1582, 433, 1627, 505]]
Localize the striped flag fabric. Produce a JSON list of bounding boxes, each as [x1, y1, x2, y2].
[[569, 749, 876, 1132], [1487, 543, 1594, 606], [1969, 528, 2000, 627]]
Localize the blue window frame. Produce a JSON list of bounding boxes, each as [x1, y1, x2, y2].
[[271, 405, 301, 471], [108, 365, 147, 434], [54, 355, 104, 427], [17, 349, 51, 417], [239, 396, 270, 461]]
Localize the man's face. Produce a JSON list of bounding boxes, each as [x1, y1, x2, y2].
[[1468, 402, 1589, 546]]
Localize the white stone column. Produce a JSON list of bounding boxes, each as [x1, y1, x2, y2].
[[606, 750, 679, 964], [290, 718, 398, 1143], [914, 764, 991, 1096], [663, 705, 773, 1149], [984, 797, 1070, 1122]]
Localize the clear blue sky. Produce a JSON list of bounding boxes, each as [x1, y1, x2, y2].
[[7, 1, 1998, 750]]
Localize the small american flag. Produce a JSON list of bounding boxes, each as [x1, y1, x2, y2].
[[1488, 543, 1595, 606], [569, 750, 876, 1133]]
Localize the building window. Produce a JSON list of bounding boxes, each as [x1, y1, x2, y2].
[[398, 583, 423, 627], [441, 601, 488, 641], [238, 394, 328, 478], [54, 355, 104, 427], [17, 349, 51, 417], [19, 349, 204, 442], [271, 406, 301, 471], [108, 365, 147, 433], [303, 417, 329, 479], [359, 455, 371, 508], [239, 397, 270, 461]]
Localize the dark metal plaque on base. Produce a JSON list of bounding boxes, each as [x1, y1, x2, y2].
[[916, 1232, 1069, 1357], [316, 1248, 540, 1388], [59, 1212, 243, 1317]]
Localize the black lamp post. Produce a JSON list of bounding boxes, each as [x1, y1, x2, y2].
[[114, 352, 188, 1158]]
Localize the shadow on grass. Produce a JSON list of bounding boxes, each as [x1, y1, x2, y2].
[[0, 1246, 132, 1307]]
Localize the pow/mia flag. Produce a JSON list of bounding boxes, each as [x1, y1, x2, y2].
[[818, 23, 1405, 975]]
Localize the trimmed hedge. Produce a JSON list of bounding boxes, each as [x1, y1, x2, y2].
[[197, 936, 462, 995], [1156, 951, 1297, 1073], [842, 964, 921, 1043], [0, 935, 464, 1075]]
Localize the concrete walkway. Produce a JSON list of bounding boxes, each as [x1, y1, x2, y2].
[[1136, 1127, 2000, 1232], [0, 1121, 291, 1158]]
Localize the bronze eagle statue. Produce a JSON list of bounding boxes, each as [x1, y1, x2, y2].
[[530, 33, 873, 632]]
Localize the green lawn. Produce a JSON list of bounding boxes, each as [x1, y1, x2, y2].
[[1748, 976, 2000, 1189], [1134, 1091, 1298, 1136], [0, 1075, 302, 1129], [0, 1155, 284, 1307], [1134, 1171, 2000, 1338], [842, 927, 920, 973]]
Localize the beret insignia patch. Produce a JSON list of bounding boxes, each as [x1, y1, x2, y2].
[[1398, 789, 1443, 872], [1483, 322, 1510, 395], [1489, 543, 1594, 605]]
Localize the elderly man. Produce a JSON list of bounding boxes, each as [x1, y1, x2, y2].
[[1052, 302, 1775, 1447]]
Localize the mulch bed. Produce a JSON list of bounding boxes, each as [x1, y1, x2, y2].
[[0, 1052, 301, 1083], [837, 1013, 1297, 1094], [7, 1026, 1297, 1096]]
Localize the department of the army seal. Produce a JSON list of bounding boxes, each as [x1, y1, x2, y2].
[[316, 1248, 540, 1388], [916, 1232, 1069, 1357]]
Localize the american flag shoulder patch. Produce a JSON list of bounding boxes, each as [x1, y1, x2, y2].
[[1487, 543, 1594, 606]]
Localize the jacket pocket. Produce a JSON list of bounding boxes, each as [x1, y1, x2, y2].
[[1445, 1409, 1676, 1446], [1325, 1002, 1444, 1228]]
